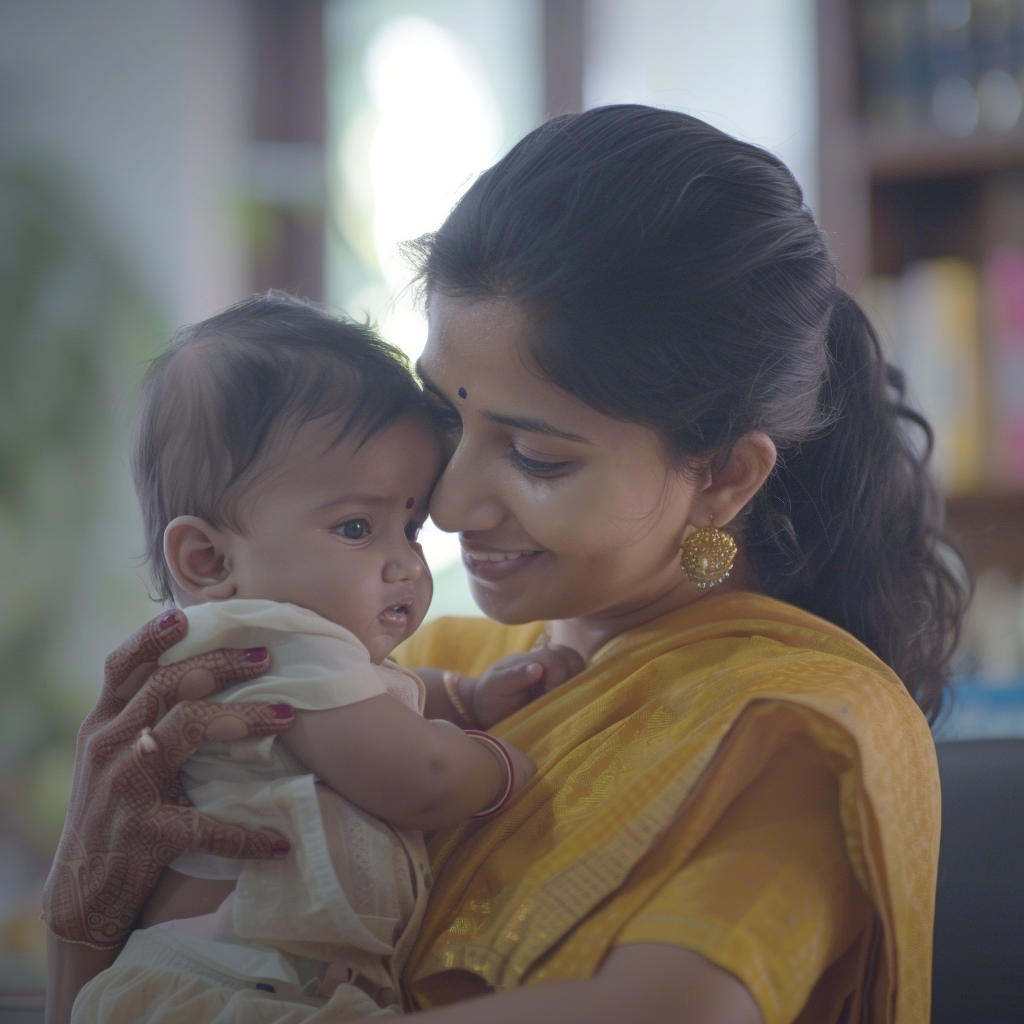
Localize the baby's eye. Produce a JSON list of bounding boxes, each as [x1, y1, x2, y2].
[[405, 520, 424, 543], [335, 518, 370, 540]]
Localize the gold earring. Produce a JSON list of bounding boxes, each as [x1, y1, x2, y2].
[[680, 524, 737, 589]]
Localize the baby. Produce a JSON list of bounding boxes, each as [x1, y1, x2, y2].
[[71, 293, 564, 1023]]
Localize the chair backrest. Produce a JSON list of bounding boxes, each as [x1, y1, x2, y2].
[[932, 739, 1024, 1024]]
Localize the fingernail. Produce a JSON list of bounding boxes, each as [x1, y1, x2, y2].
[[272, 839, 290, 858], [244, 647, 269, 663], [156, 610, 180, 631], [271, 703, 292, 719], [527, 663, 543, 675], [135, 727, 158, 754]]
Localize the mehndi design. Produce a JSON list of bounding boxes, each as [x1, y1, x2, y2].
[[42, 614, 293, 947]]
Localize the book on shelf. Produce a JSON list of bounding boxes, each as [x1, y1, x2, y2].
[[861, 257, 984, 492], [984, 245, 1024, 484], [858, 0, 1024, 135], [935, 566, 1024, 739], [964, 567, 1024, 684]]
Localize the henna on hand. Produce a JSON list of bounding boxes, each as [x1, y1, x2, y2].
[[42, 611, 294, 948]]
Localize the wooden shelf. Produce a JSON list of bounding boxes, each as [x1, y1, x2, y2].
[[818, 0, 1024, 283], [945, 491, 1024, 578], [867, 127, 1024, 183], [818, 0, 1024, 579], [946, 489, 1024, 517]]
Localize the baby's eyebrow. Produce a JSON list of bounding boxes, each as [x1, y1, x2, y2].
[[317, 493, 391, 512]]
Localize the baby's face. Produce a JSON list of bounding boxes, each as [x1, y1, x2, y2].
[[228, 414, 441, 663]]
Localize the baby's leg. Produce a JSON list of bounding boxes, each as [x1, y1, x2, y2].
[[136, 868, 236, 929]]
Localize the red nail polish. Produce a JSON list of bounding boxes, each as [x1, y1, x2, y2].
[[271, 703, 292, 719], [156, 610, 179, 631], [244, 647, 268, 663]]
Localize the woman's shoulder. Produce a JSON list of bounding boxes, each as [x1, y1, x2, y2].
[[394, 616, 547, 676], [595, 589, 932, 750]]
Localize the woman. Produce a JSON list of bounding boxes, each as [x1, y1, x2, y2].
[[43, 106, 966, 1024]]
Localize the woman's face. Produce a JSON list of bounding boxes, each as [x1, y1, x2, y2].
[[419, 293, 706, 626]]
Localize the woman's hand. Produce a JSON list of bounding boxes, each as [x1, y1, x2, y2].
[[411, 944, 763, 1024], [41, 609, 294, 949]]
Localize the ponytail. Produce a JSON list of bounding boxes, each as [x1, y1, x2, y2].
[[746, 294, 969, 718]]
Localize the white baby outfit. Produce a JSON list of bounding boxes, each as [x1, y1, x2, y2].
[[72, 600, 431, 1023]]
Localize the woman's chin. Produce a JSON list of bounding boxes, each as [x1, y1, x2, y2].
[[467, 569, 553, 625]]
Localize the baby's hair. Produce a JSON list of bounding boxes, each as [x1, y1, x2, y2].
[[132, 291, 427, 602]]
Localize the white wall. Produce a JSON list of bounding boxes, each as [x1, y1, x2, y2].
[[0, 0, 254, 702], [584, 0, 818, 211], [0, 0, 252, 326]]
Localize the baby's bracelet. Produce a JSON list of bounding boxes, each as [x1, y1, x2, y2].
[[443, 670, 476, 728], [464, 729, 516, 817]]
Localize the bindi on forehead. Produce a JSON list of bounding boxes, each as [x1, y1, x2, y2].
[[458, 387, 468, 399], [406, 497, 415, 509]]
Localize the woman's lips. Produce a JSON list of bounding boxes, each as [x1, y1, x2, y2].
[[462, 545, 544, 582]]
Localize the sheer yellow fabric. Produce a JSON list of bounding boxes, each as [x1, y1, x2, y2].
[[394, 592, 939, 1024]]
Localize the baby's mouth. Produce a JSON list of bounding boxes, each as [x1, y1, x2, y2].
[[379, 600, 413, 627]]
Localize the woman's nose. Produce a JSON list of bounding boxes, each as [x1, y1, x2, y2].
[[428, 438, 505, 534]]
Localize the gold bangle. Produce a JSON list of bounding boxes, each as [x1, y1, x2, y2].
[[463, 730, 516, 817], [443, 670, 475, 727]]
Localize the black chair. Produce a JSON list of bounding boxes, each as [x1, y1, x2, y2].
[[932, 739, 1024, 1024]]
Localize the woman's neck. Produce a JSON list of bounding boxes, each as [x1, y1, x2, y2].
[[547, 553, 756, 663]]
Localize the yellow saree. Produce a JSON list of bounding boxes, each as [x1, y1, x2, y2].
[[394, 591, 939, 1024]]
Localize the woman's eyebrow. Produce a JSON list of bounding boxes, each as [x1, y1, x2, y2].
[[415, 360, 592, 443], [317, 492, 390, 512], [483, 412, 593, 444]]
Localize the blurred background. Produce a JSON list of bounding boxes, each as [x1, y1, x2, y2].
[[1, 0, 1023, 1008]]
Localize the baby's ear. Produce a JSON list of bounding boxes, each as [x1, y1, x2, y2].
[[164, 516, 236, 601]]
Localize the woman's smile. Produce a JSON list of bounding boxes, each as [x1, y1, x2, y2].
[[461, 540, 546, 581]]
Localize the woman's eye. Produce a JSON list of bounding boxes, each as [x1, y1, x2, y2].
[[405, 520, 423, 543], [336, 518, 370, 540], [506, 446, 575, 478]]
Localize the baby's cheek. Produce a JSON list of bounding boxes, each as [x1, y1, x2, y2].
[[413, 578, 433, 630]]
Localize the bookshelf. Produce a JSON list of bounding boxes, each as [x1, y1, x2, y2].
[[818, 0, 1024, 583], [818, 1, 1024, 718]]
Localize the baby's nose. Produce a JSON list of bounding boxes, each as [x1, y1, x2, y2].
[[383, 553, 423, 583]]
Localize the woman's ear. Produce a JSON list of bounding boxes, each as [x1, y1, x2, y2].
[[690, 430, 777, 528], [163, 516, 236, 601]]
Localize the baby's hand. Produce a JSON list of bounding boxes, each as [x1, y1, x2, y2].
[[471, 644, 585, 729]]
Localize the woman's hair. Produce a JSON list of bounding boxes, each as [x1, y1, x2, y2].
[[410, 104, 969, 720], [132, 291, 426, 602]]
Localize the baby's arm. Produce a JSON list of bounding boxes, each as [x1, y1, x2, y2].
[[282, 695, 534, 831], [421, 644, 586, 730]]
